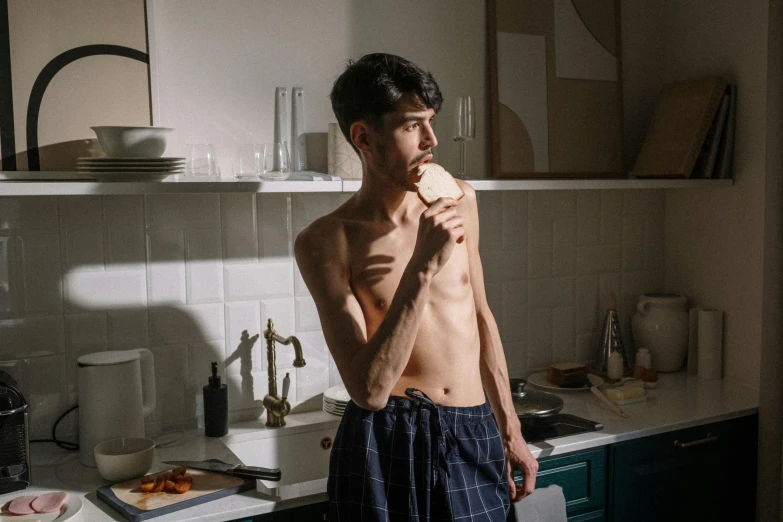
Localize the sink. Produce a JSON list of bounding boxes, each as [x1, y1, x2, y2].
[[222, 423, 338, 488]]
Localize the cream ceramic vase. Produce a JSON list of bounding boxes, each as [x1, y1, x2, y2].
[[631, 293, 689, 372]]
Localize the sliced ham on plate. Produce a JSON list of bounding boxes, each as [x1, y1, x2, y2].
[[7, 495, 37, 515], [31, 491, 67, 513]]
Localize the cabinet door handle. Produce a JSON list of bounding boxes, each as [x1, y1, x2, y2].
[[674, 433, 718, 449]]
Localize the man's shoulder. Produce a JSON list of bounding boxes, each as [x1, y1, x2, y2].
[[455, 179, 477, 206], [294, 209, 349, 266]]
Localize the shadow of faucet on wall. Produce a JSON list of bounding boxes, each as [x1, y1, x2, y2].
[[225, 330, 264, 421]]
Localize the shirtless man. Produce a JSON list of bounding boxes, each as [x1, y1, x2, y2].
[[295, 53, 538, 521]]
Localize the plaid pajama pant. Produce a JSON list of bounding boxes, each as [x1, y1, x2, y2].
[[327, 388, 510, 521]]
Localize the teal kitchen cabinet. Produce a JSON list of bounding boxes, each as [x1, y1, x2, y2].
[[241, 414, 758, 522], [609, 414, 757, 522], [513, 446, 607, 521]]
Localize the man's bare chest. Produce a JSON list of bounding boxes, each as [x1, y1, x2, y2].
[[346, 223, 472, 316]]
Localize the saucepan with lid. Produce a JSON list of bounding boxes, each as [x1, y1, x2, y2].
[[510, 378, 564, 419]]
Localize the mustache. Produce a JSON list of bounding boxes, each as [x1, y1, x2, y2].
[[412, 150, 433, 165]]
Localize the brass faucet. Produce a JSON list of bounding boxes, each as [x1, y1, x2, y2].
[[262, 318, 306, 427]]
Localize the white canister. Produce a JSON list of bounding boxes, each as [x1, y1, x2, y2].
[[636, 348, 652, 369], [631, 293, 689, 372], [607, 351, 624, 380]]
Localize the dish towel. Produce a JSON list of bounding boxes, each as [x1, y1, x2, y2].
[[508, 485, 568, 522]]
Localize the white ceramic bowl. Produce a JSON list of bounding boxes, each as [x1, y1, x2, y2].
[[94, 436, 155, 482], [91, 126, 173, 158]]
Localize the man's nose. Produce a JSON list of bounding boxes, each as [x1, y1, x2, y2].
[[422, 124, 438, 149]]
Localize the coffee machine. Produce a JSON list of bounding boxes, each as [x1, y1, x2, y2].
[[0, 370, 30, 493]]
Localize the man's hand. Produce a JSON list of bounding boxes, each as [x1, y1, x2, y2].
[[411, 197, 465, 278], [505, 434, 538, 502]]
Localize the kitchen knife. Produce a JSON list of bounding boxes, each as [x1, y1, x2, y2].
[[163, 459, 282, 482]]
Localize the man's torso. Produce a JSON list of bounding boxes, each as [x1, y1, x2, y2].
[[335, 198, 485, 407]]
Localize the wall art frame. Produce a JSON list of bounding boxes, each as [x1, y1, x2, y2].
[[487, 0, 625, 179]]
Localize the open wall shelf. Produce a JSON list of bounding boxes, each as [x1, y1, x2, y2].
[[0, 172, 733, 196]]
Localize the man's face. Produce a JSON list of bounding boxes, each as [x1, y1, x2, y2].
[[368, 93, 438, 190]]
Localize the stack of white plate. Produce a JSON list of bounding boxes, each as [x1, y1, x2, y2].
[[323, 385, 350, 417], [76, 157, 185, 181]]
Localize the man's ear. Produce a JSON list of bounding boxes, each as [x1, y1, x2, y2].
[[350, 121, 372, 155]]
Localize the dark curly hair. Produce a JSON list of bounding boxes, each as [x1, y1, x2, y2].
[[330, 53, 443, 152]]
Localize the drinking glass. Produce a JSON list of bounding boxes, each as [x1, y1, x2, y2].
[[453, 96, 475, 179], [185, 144, 220, 179], [232, 143, 264, 179], [261, 142, 291, 180]]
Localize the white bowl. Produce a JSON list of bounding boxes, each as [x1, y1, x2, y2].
[[94, 436, 155, 482], [91, 126, 173, 158]]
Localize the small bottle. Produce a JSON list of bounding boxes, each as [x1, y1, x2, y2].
[[607, 351, 624, 380], [203, 361, 228, 437], [636, 348, 652, 369]]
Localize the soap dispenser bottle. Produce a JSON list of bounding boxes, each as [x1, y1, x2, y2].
[[203, 361, 227, 437]]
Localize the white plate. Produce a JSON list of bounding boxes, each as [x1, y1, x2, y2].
[[526, 371, 603, 392], [77, 160, 184, 166], [323, 385, 351, 403], [0, 492, 82, 521], [78, 158, 184, 162], [77, 163, 184, 169], [322, 396, 348, 406], [79, 172, 174, 182], [77, 167, 183, 172], [78, 157, 185, 162], [323, 405, 345, 416]]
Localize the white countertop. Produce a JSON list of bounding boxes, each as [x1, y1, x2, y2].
[[523, 372, 758, 459], [24, 373, 758, 521]]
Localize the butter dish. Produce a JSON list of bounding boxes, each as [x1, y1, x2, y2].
[[605, 385, 647, 406]]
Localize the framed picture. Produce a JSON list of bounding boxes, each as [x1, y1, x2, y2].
[[487, 0, 624, 179]]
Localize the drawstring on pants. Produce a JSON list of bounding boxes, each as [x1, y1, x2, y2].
[[405, 388, 456, 482]]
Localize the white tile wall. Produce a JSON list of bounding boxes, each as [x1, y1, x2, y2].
[[478, 190, 664, 376], [0, 190, 664, 437]]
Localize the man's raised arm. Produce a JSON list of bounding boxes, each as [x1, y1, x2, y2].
[[295, 200, 463, 410]]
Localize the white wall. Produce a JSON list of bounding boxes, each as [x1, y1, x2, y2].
[[622, 0, 768, 389], [147, 0, 489, 179], [621, 0, 780, 518]]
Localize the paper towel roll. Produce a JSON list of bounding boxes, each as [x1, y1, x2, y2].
[[327, 123, 362, 179], [697, 309, 723, 381], [687, 307, 702, 376]]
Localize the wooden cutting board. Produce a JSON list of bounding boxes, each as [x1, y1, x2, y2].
[[97, 468, 254, 522]]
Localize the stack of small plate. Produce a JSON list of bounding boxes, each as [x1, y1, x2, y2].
[[76, 157, 185, 181], [323, 385, 350, 417]]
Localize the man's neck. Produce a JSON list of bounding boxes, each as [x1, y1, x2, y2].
[[354, 166, 421, 225]]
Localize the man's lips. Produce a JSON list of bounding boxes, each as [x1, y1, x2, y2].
[[413, 154, 433, 169]]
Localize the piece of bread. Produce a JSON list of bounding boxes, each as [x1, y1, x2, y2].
[[547, 362, 588, 387], [415, 163, 464, 206]]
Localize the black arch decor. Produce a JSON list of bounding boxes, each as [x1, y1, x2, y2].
[[26, 44, 148, 171]]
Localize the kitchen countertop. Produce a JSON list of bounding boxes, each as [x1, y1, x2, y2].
[[25, 372, 759, 521]]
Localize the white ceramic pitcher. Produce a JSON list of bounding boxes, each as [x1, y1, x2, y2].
[[631, 293, 689, 372], [77, 349, 156, 467]]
